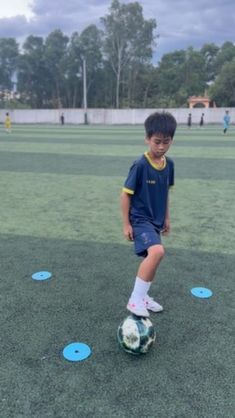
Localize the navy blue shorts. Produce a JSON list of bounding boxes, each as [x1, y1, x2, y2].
[[132, 221, 162, 257]]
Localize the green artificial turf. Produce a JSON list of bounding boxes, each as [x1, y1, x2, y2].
[[0, 124, 234, 418]]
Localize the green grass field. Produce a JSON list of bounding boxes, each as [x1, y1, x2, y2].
[[0, 124, 234, 418]]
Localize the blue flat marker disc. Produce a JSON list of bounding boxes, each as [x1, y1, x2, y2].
[[63, 342, 91, 362], [191, 287, 213, 298], [32, 271, 52, 281]]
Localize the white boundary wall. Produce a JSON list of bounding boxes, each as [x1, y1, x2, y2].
[[0, 107, 234, 125]]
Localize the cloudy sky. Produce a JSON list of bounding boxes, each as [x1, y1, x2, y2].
[[0, 0, 234, 62]]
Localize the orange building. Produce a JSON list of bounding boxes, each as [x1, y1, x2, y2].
[[188, 95, 215, 108]]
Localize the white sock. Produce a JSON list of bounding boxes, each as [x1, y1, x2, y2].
[[130, 276, 151, 302]]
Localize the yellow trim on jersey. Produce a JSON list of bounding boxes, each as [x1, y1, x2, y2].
[[122, 187, 134, 195], [144, 152, 166, 170]]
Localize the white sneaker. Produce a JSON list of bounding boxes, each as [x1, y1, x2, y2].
[[127, 299, 150, 317], [144, 295, 163, 312]]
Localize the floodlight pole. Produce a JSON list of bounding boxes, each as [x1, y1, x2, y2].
[[83, 58, 88, 125]]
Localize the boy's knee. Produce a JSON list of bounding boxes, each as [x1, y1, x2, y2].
[[148, 244, 165, 259]]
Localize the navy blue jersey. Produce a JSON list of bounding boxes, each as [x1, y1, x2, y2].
[[123, 152, 174, 230]]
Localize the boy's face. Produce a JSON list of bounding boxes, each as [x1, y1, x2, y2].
[[145, 133, 173, 159]]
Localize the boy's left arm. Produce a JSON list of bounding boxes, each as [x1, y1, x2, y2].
[[162, 196, 170, 235]]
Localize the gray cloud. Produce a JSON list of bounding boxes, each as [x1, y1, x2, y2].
[[0, 0, 234, 60], [0, 15, 30, 38]]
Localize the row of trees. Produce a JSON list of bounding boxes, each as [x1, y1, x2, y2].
[[0, 0, 235, 109]]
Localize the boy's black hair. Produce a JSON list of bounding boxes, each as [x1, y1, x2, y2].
[[144, 112, 177, 139]]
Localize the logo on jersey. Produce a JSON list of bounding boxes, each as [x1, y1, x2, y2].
[[146, 180, 156, 184]]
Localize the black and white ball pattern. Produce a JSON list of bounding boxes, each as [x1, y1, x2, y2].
[[117, 314, 156, 355]]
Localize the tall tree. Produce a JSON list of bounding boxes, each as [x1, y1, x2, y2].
[[126, 63, 156, 108], [101, 0, 156, 108], [156, 50, 187, 106], [156, 47, 209, 107], [182, 47, 207, 96], [79, 25, 103, 107], [17, 36, 48, 108], [209, 58, 235, 106], [63, 32, 82, 108], [0, 38, 19, 90], [214, 41, 235, 74], [44, 30, 69, 107], [200, 43, 219, 82]]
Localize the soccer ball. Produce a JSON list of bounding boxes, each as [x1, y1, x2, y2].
[[117, 314, 156, 355]]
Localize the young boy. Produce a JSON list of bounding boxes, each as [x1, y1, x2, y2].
[[120, 112, 177, 317]]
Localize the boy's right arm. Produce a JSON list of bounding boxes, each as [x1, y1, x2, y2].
[[120, 191, 133, 241]]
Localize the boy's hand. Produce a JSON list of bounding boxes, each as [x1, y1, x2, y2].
[[162, 218, 170, 235], [123, 224, 134, 241]]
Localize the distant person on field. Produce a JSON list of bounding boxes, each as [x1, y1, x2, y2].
[[60, 113, 65, 125], [5, 112, 11, 133], [187, 113, 192, 128], [199, 113, 204, 127], [223, 110, 230, 134], [120, 111, 177, 317]]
